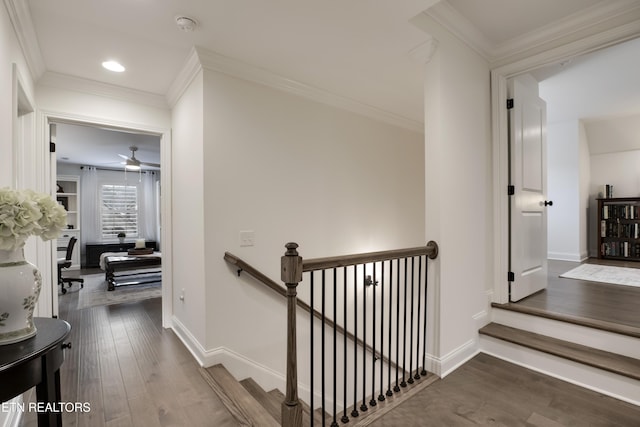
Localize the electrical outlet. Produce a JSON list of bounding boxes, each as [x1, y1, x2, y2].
[[240, 230, 255, 247]]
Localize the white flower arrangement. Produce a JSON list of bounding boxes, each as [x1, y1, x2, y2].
[[0, 188, 67, 251]]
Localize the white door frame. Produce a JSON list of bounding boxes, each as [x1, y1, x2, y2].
[[37, 110, 174, 327], [491, 28, 640, 304]]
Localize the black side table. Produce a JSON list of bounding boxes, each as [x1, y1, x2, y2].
[[0, 317, 71, 427]]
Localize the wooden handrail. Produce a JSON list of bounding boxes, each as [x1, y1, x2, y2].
[[225, 252, 286, 298], [302, 241, 438, 272], [223, 251, 394, 365]]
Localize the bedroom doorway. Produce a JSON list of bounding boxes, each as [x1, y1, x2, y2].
[[497, 36, 640, 329], [51, 120, 166, 320], [492, 31, 640, 304]]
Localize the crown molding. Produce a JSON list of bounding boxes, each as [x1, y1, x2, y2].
[[422, 1, 494, 60], [166, 47, 203, 108], [491, 0, 640, 62], [168, 46, 423, 133], [492, 18, 640, 78], [4, 0, 46, 80], [425, 0, 640, 66], [38, 72, 169, 109], [408, 36, 440, 64]]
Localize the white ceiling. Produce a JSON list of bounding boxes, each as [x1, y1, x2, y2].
[[54, 123, 160, 169], [17, 0, 640, 163], [538, 36, 640, 154]]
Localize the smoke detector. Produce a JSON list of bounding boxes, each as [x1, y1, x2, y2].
[[176, 16, 197, 32]]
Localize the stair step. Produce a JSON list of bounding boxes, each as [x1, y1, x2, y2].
[[200, 364, 440, 427], [200, 364, 279, 427], [240, 378, 281, 424], [311, 372, 439, 427], [480, 323, 640, 380], [268, 389, 314, 427], [491, 302, 640, 339], [314, 407, 332, 426]]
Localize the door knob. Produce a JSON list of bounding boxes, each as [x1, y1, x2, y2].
[[544, 200, 553, 206]]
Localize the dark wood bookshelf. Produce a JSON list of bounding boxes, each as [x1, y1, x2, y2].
[[597, 197, 640, 261]]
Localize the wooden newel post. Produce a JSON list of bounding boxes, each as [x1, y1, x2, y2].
[[281, 242, 303, 427]]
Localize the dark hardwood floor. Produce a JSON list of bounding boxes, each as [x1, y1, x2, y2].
[[21, 284, 238, 427], [512, 258, 640, 331], [371, 259, 640, 426], [370, 352, 640, 426]]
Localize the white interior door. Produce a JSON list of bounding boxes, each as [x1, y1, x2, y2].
[[509, 76, 549, 302]]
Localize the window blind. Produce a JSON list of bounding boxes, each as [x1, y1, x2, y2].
[[101, 184, 138, 239]]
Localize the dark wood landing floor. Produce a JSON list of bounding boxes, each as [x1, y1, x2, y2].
[[500, 258, 640, 336], [369, 352, 640, 426]]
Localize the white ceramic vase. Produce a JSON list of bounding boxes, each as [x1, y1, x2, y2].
[[0, 247, 42, 345]]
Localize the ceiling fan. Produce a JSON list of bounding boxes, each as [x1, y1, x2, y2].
[[118, 146, 160, 170]]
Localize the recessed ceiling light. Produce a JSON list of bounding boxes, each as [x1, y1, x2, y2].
[[102, 60, 125, 72]]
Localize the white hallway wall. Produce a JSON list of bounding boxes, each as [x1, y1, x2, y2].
[[0, 2, 34, 187], [589, 149, 640, 256], [415, 13, 493, 373], [171, 11, 495, 386], [171, 55, 427, 389], [590, 150, 640, 199], [1, 3, 38, 425], [170, 69, 207, 346], [546, 120, 590, 262], [546, 117, 640, 260]]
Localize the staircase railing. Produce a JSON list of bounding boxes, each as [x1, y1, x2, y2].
[[224, 252, 393, 368], [281, 241, 438, 427]]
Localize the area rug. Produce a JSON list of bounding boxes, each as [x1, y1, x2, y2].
[[76, 273, 162, 310], [560, 264, 640, 288]]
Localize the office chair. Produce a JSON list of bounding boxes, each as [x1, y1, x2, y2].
[[58, 236, 84, 294]]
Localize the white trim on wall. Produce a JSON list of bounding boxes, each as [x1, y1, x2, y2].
[[167, 46, 423, 133], [11, 63, 35, 189], [38, 72, 168, 110], [426, 0, 640, 65], [3, 0, 45, 80], [548, 251, 589, 263]]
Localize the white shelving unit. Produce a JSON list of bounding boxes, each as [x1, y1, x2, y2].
[[56, 175, 81, 269]]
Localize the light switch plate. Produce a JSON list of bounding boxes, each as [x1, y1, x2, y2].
[[240, 230, 255, 247]]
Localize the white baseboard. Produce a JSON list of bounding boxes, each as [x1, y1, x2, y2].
[[170, 315, 287, 395], [169, 315, 208, 366], [201, 346, 286, 394], [548, 251, 588, 262], [169, 314, 482, 408], [473, 290, 492, 331], [480, 335, 640, 406], [430, 338, 479, 378], [422, 296, 488, 378]]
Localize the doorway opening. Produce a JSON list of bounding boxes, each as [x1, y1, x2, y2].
[[49, 119, 169, 326], [496, 36, 640, 332]]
